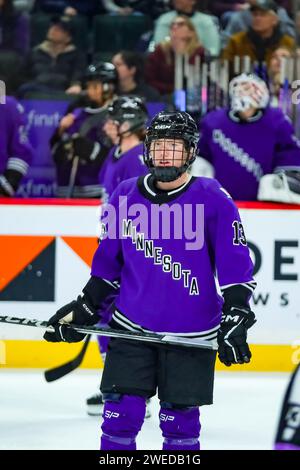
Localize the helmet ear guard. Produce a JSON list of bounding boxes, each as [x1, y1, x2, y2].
[[144, 111, 199, 182]]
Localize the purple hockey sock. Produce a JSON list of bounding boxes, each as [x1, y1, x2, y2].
[[159, 405, 201, 450], [100, 394, 146, 450]]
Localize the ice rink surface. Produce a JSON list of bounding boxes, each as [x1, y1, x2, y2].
[[0, 369, 290, 450]]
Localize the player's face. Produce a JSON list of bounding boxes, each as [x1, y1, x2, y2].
[[103, 118, 119, 144], [150, 139, 187, 168], [86, 81, 103, 104]]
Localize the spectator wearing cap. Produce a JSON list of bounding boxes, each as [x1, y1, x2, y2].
[[153, 0, 220, 57], [222, 0, 295, 46], [222, 0, 295, 67], [19, 16, 86, 96]]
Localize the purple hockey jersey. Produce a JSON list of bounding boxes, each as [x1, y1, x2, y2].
[[98, 143, 148, 201], [0, 96, 33, 176], [54, 106, 110, 197], [198, 107, 300, 200], [91, 174, 255, 341]]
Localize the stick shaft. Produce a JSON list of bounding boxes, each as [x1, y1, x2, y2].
[[0, 315, 217, 350]]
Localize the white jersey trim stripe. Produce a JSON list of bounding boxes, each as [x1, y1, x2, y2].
[[143, 174, 156, 196], [113, 308, 220, 339], [7, 157, 29, 175], [220, 281, 257, 292]]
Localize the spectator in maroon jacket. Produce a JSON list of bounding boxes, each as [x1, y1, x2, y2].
[[145, 15, 205, 96]]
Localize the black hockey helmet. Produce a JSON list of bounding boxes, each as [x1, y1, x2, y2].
[[84, 62, 117, 85], [144, 111, 199, 182], [107, 96, 148, 134]]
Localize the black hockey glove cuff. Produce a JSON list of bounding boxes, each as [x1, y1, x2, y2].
[[217, 307, 256, 367]]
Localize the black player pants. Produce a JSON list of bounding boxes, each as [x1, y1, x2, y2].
[[100, 338, 217, 407]]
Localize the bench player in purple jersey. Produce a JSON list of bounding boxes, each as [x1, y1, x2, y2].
[[50, 62, 117, 198], [86, 95, 149, 417], [274, 364, 300, 450], [197, 73, 300, 202], [0, 97, 33, 197], [98, 95, 149, 201], [44, 111, 257, 450]]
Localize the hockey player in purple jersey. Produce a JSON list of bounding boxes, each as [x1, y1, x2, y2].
[[197, 73, 300, 201], [98, 95, 149, 201], [0, 97, 33, 196], [274, 363, 300, 450], [50, 62, 117, 198], [44, 111, 257, 450]]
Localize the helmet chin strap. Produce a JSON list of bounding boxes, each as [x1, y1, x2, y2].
[[151, 163, 190, 183]]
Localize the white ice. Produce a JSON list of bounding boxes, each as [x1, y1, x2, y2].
[[0, 370, 290, 450]]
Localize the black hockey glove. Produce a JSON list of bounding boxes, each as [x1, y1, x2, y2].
[[217, 307, 256, 367], [71, 134, 102, 163], [43, 295, 100, 343], [0, 169, 23, 197]]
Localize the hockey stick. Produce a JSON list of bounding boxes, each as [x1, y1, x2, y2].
[[66, 155, 79, 198], [0, 315, 217, 350], [44, 334, 91, 382]]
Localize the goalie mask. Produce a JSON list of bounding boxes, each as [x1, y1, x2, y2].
[[229, 73, 270, 113], [107, 96, 148, 136], [144, 111, 199, 183]]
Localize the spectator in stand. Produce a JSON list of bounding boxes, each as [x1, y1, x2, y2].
[[112, 50, 162, 101], [209, 0, 249, 27], [267, 46, 292, 107], [0, 97, 33, 197], [222, 0, 295, 48], [222, 0, 295, 68], [19, 16, 86, 97], [0, 0, 30, 54], [102, 0, 149, 15], [146, 15, 205, 96], [153, 0, 220, 57]]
